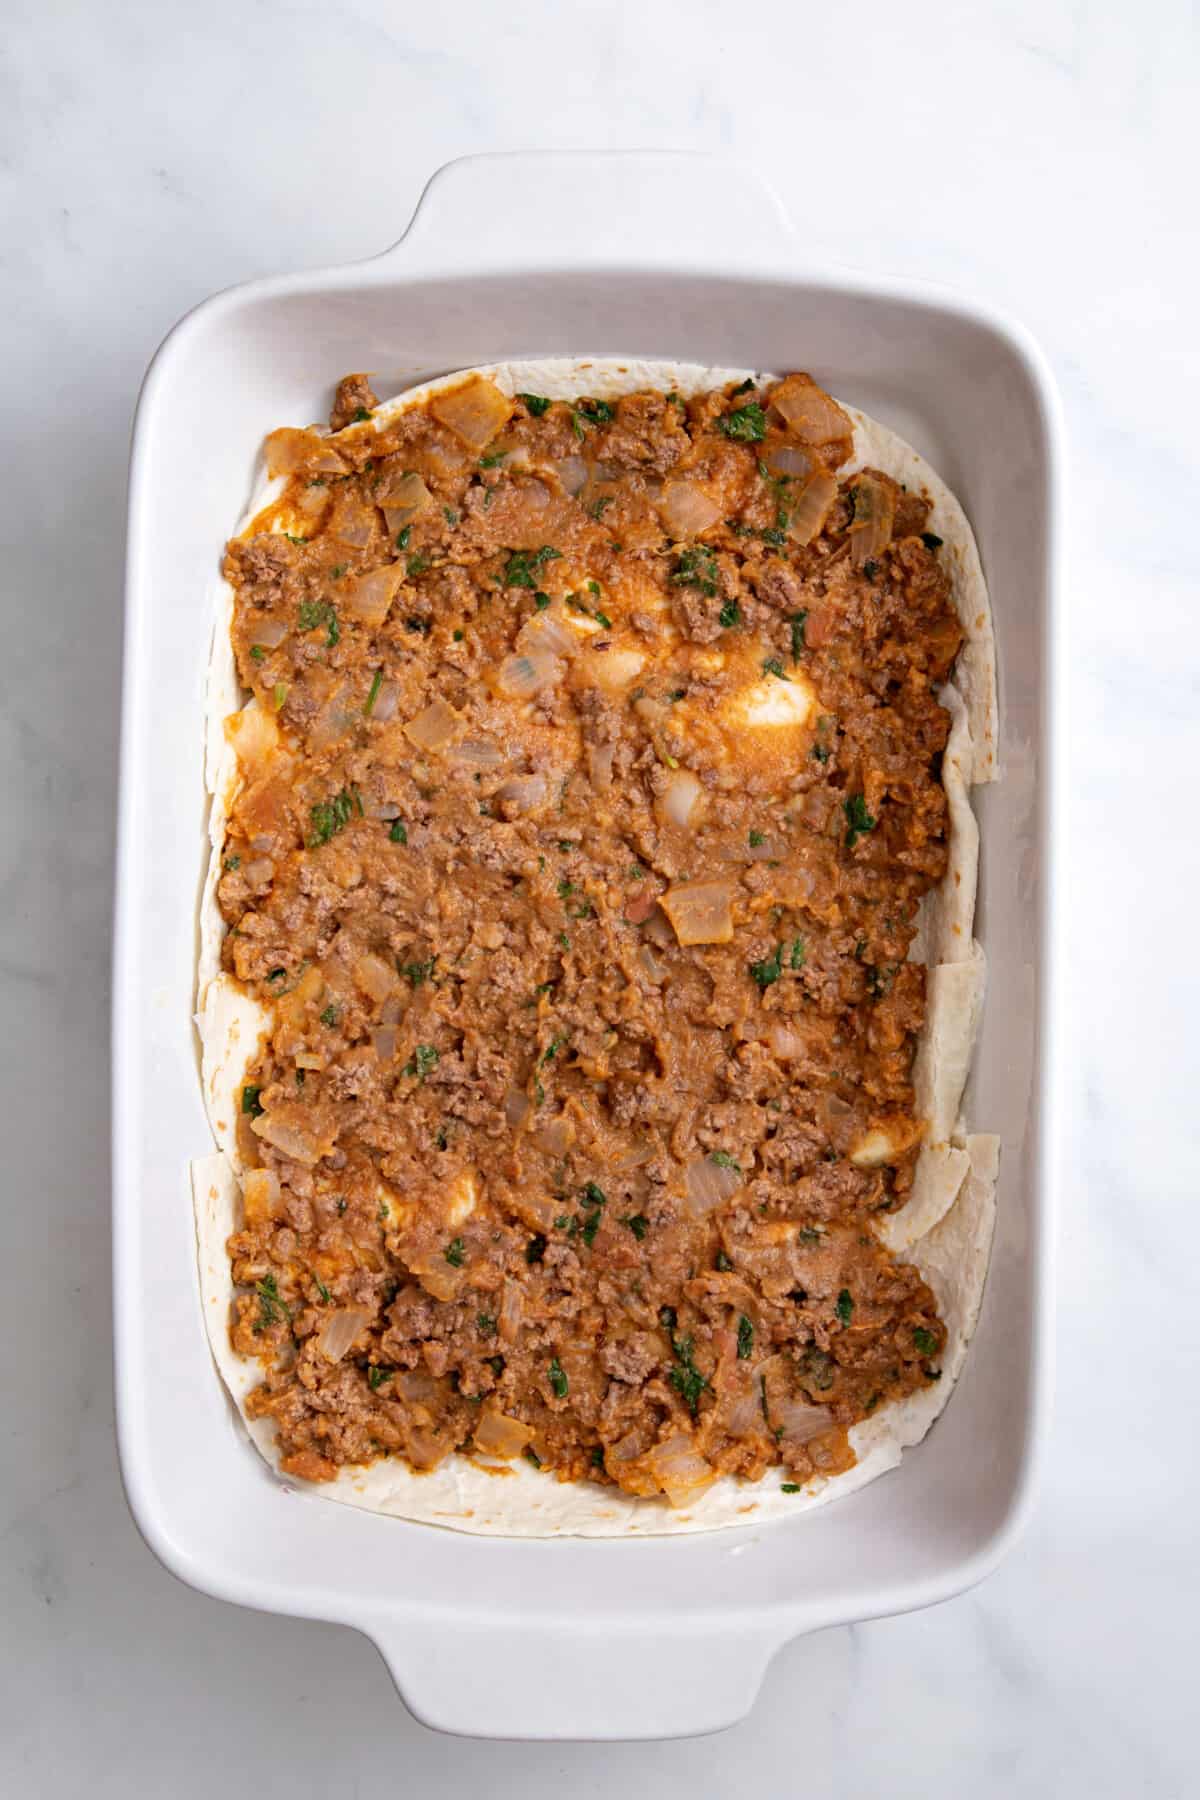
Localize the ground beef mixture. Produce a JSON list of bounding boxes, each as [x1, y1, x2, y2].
[[216, 368, 962, 1507]]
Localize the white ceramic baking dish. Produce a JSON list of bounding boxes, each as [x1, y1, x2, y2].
[[113, 150, 1062, 1741]]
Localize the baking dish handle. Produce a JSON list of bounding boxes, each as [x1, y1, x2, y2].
[[382, 150, 793, 272], [370, 1614, 779, 1739]]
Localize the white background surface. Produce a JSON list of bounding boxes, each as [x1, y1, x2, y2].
[[2, 0, 1197, 1791]]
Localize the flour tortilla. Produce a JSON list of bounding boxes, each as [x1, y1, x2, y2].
[[192, 357, 998, 1536]]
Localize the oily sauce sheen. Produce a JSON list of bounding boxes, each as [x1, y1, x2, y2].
[[218, 369, 961, 1505]]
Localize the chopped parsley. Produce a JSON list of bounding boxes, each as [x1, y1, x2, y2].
[[789, 937, 805, 969], [504, 545, 562, 589], [307, 786, 362, 848], [750, 946, 782, 989], [718, 599, 741, 629], [444, 1237, 465, 1268], [921, 531, 944, 550], [314, 1278, 332, 1304], [223, 854, 240, 872], [319, 1004, 338, 1027], [367, 1364, 392, 1390], [781, 1482, 802, 1494], [789, 610, 808, 660], [517, 392, 551, 416], [913, 1326, 938, 1356], [576, 398, 614, 423], [586, 495, 614, 520], [715, 1249, 733, 1272], [843, 793, 877, 848], [241, 1084, 263, 1117], [396, 525, 411, 550], [477, 1312, 497, 1335], [249, 644, 266, 663], [388, 819, 408, 844], [622, 1213, 649, 1241], [399, 955, 436, 987], [404, 1043, 439, 1080], [581, 1181, 607, 1208], [352, 406, 372, 423], [297, 598, 339, 647], [541, 1035, 567, 1064], [863, 559, 879, 580], [737, 1314, 754, 1360], [761, 656, 786, 678], [667, 1331, 708, 1416], [524, 1445, 542, 1468], [363, 667, 384, 715], [533, 591, 551, 610], [836, 1288, 854, 1324], [749, 829, 765, 848], [731, 377, 756, 397], [548, 1357, 569, 1398], [711, 1150, 743, 1174], [671, 546, 719, 602], [406, 553, 430, 576], [719, 402, 767, 442], [479, 451, 507, 468]]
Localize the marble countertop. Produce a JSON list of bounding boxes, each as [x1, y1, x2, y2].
[[3, 0, 1197, 1790]]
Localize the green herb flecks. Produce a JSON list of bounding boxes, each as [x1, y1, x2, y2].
[[719, 402, 767, 442], [667, 1331, 708, 1417], [843, 793, 877, 848], [297, 598, 339, 647], [718, 599, 741, 629], [737, 1314, 754, 1360], [241, 1084, 263, 1117], [444, 1237, 465, 1268], [622, 1213, 649, 1241], [307, 786, 362, 848], [548, 1357, 569, 1398], [836, 1288, 854, 1324], [750, 946, 782, 989], [504, 545, 562, 589], [404, 1043, 439, 1080], [518, 392, 551, 416], [672, 545, 719, 598], [389, 819, 408, 844], [790, 610, 808, 661], [363, 668, 384, 715], [255, 1274, 291, 1329], [913, 1326, 938, 1356], [399, 955, 436, 988]]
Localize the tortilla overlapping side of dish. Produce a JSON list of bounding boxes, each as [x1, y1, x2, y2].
[[191, 356, 998, 1536]]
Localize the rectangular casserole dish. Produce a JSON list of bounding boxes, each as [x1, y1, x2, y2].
[[114, 150, 1061, 1741]]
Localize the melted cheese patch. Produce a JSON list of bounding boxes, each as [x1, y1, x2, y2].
[[725, 671, 816, 733]]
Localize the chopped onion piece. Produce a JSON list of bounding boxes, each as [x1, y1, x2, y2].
[[317, 1307, 370, 1364], [787, 471, 840, 546], [354, 952, 397, 1003], [242, 1167, 282, 1224], [429, 375, 513, 451], [657, 477, 722, 538], [264, 428, 347, 479], [647, 1433, 717, 1507], [656, 768, 706, 830], [474, 1409, 534, 1459], [774, 1396, 832, 1445], [551, 455, 588, 495], [637, 944, 666, 985], [770, 376, 853, 446], [372, 680, 400, 723], [241, 856, 274, 886], [248, 613, 290, 648], [661, 880, 734, 947], [294, 482, 331, 518], [343, 563, 404, 625], [496, 773, 547, 816], [226, 702, 281, 778], [847, 472, 896, 566], [375, 468, 432, 513], [499, 1277, 525, 1344], [684, 1153, 744, 1216], [534, 1113, 575, 1157], [371, 1025, 397, 1063], [251, 1111, 322, 1166], [518, 608, 578, 659], [503, 1086, 530, 1127], [403, 698, 461, 752], [452, 736, 505, 769], [398, 1370, 438, 1404], [495, 650, 560, 700], [766, 1021, 813, 1060], [765, 444, 812, 478], [588, 742, 614, 789], [328, 496, 375, 548]]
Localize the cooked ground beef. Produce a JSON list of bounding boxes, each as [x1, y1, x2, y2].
[[217, 370, 960, 1504]]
